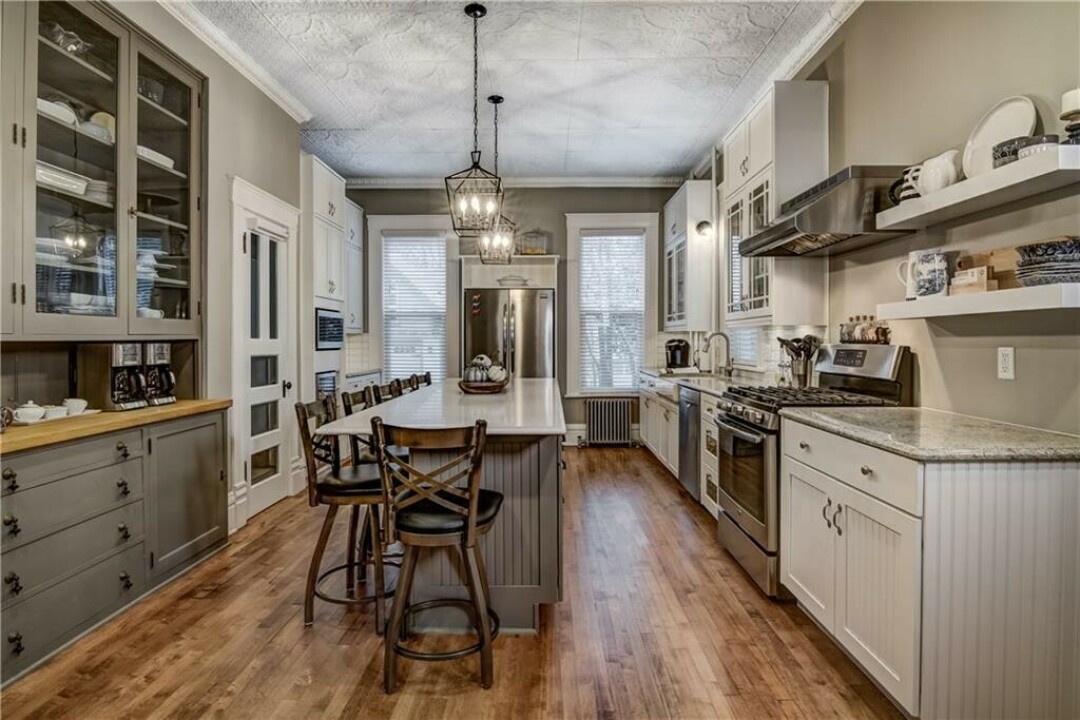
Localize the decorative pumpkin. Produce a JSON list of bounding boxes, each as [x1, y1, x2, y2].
[[486, 365, 507, 383], [472, 354, 493, 369], [463, 364, 488, 383]]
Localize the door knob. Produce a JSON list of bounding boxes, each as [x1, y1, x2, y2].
[[281, 380, 293, 398], [798, 441, 810, 450], [860, 465, 872, 476]]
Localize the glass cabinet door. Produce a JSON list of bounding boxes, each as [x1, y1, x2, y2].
[[24, 1, 126, 334], [675, 241, 687, 320], [725, 196, 744, 314], [130, 43, 199, 334]]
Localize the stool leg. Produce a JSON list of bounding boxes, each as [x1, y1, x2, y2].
[[384, 544, 418, 694], [346, 506, 359, 597], [357, 507, 372, 583], [369, 505, 386, 636], [305, 505, 339, 627], [473, 537, 493, 607], [463, 543, 494, 689]]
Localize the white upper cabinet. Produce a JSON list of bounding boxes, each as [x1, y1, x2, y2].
[[312, 217, 343, 302], [310, 155, 346, 228], [720, 82, 828, 327], [344, 200, 364, 333], [662, 180, 712, 332]]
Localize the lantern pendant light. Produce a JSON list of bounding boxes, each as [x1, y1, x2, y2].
[[478, 94, 515, 265], [445, 3, 503, 238]]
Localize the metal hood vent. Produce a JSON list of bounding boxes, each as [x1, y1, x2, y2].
[[739, 166, 911, 257]]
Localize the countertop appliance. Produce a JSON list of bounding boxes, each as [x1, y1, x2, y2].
[[315, 307, 344, 351], [714, 344, 912, 597], [665, 339, 691, 369], [678, 386, 700, 501], [463, 288, 555, 377], [143, 342, 177, 406], [77, 343, 148, 411], [739, 166, 911, 257]]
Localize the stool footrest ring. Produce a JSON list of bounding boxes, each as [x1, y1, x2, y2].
[[393, 598, 500, 662], [314, 560, 398, 606]]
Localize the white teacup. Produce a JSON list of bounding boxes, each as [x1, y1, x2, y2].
[[43, 405, 67, 419], [63, 398, 89, 415]]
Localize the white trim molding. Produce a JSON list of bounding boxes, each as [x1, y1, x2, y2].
[[156, 1, 313, 123], [346, 176, 686, 190]]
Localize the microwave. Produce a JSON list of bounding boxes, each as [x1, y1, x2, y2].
[[315, 308, 344, 350]]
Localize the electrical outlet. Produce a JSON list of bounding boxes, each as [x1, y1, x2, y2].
[[997, 347, 1016, 380]]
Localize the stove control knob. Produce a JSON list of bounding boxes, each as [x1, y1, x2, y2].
[[734, 406, 745, 416], [751, 411, 764, 423], [719, 401, 732, 412]]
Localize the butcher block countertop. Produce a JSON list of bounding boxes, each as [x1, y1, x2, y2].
[[0, 399, 232, 454]]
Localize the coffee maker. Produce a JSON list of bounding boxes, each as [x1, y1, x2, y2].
[[143, 342, 177, 406], [77, 343, 148, 411], [665, 339, 691, 369]]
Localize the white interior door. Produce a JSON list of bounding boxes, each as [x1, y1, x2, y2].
[[244, 231, 292, 516]]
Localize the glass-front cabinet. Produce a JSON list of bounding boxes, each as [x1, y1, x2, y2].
[[663, 238, 687, 328], [1, 1, 202, 338], [726, 169, 771, 321]]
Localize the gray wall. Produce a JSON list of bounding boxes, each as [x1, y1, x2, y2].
[[111, 2, 302, 399], [798, 1, 1080, 434], [347, 185, 677, 423]]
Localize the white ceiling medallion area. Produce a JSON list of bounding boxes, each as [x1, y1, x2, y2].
[[174, 1, 860, 183]]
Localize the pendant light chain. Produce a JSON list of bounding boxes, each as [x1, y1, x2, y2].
[[493, 101, 499, 175], [472, 13, 479, 156]]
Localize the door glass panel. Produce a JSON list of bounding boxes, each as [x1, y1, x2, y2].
[[250, 401, 278, 436], [726, 198, 744, 313], [34, 2, 119, 317], [135, 53, 192, 320], [268, 239, 278, 339], [250, 356, 278, 388], [249, 233, 260, 338], [250, 447, 278, 485]]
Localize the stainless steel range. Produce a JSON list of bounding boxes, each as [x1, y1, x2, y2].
[[714, 344, 912, 597]]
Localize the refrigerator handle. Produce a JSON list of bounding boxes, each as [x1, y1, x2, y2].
[[501, 302, 508, 368], [509, 303, 516, 375]]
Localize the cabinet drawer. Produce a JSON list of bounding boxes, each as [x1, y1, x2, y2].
[[700, 417, 718, 470], [1, 458, 144, 550], [1, 543, 144, 681], [1, 501, 144, 606], [1, 430, 142, 495], [782, 420, 922, 516]]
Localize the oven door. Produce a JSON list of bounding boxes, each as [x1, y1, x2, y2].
[[715, 414, 778, 552]]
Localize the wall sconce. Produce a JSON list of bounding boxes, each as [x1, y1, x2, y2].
[[695, 220, 715, 239]]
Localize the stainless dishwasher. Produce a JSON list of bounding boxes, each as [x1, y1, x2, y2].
[[678, 386, 700, 501]]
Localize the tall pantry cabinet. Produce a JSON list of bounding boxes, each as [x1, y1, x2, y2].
[[1, 0, 204, 341]]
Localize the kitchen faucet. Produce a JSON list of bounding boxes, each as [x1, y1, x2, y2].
[[700, 331, 733, 380]]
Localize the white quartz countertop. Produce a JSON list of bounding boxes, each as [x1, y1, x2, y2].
[[780, 407, 1080, 462], [316, 378, 567, 437]]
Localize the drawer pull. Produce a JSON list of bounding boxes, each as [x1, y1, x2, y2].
[[3, 514, 20, 536], [117, 523, 131, 540], [4, 572, 22, 595], [860, 465, 873, 476], [2, 468, 17, 492], [116, 441, 130, 459], [7, 632, 24, 656], [821, 498, 833, 529], [117, 479, 131, 497], [832, 505, 843, 536], [119, 572, 133, 590], [798, 441, 810, 450]]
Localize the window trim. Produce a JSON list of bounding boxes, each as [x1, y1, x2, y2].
[[565, 212, 659, 397], [367, 215, 459, 381]]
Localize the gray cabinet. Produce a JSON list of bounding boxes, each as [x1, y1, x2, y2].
[[0, 0, 204, 340], [146, 412, 226, 579], [0, 409, 227, 684]]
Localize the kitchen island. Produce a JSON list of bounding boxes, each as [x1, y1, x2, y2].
[[316, 378, 567, 632]]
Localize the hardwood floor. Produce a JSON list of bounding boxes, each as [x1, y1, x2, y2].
[[2, 448, 901, 719]]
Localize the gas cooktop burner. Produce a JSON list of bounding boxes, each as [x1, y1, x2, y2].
[[724, 385, 890, 410]]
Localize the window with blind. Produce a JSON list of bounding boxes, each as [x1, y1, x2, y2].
[[576, 231, 646, 393], [382, 235, 447, 381]]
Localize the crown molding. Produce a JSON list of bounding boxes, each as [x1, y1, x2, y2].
[[155, 1, 313, 124], [771, 0, 863, 84], [346, 176, 686, 190]]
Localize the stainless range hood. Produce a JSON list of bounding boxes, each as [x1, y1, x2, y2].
[[738, 165, 911, 257]]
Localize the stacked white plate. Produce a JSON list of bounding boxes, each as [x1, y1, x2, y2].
[[36, 161, 90, 195], [84, 179, 115, 205]]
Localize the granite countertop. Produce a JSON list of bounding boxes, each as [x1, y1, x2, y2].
[[780, 407, 1080, 462], [0, 399, 233, 454], [671, 376, 731, 398]]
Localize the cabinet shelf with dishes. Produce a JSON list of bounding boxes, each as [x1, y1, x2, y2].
[[877, 283, 1080, 320], [877, 145, 1080, 231], [2, 0, 204, 339]]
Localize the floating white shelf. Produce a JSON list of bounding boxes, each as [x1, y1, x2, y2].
[[876, 146, 1080, 230], [877, 283, 1080, 320]]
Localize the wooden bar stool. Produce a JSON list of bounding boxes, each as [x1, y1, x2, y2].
[[371, 418, 502, 693], [295, 399, 394, 633], [369, 379, 404, 404], [419, 372, 433, 387], [341, 388, 409, 465]]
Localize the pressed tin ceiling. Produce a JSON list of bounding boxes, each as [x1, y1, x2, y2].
[[189, 1, 852, 179]]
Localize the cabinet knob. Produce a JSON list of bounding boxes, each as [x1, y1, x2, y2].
[[117, 479, 131, 497], [119, 572, 133, 590], [7, 632, 24, 655], [798, 441, 810, 451], [821, 498, 833, 529], [2, 468, 17, 492], [2, 514, 20, 536], [116, 441, 130, 459], [4, 572, 22, 595], [117, 523, 131, 540], [860, 465, 872, 476]]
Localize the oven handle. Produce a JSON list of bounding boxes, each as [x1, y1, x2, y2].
[[714, 416, 767, 445]]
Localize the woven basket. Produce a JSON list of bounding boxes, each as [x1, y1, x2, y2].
[[458, 379, 510, 395]]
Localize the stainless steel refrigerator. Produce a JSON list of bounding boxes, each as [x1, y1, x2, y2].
[[463, 288, 555, 377]]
